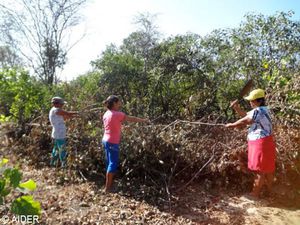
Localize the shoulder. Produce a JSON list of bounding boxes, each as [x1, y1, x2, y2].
[[251, 107, 271, 121], [50, 107, 56, 113], [115, 111, 125, 116], [247, 108, 261, 120], [112, 110, 126, 120], [103, 110, 111, 118], [260, 106, 269, 113], [255, 106, 270, 116], [108, 110, 124, 115], [50, 107, 62, 115]]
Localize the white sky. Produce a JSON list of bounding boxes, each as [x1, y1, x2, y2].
[[59, 0, 300, 81]]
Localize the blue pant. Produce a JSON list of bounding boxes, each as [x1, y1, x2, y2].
[[102, 141, 119, 173], [51, 139, 67, 167]]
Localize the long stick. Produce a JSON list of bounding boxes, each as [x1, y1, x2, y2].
[[176, 146, 216, 192], [177, 120, 225, 126], [161, 119, 180, 131]]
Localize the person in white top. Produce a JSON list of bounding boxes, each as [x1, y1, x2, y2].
[[49, 97, 78, 167]]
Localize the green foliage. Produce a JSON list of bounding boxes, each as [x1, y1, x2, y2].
[[73, 11, 300, 123], [18, 179, 37, 191], [1, 11, 300, 124], [91, 45, 146, 114], [11, 195, 41, 216], [4, 168, 22, 188], [0, 68, 52, 125], [0, 114, 11, 122], [147, 33, 211, 117], [0, 158, 9, 167], [0, 158, 40, 216]]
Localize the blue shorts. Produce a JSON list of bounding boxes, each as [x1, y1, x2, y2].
[[102, 141, 119, 173]]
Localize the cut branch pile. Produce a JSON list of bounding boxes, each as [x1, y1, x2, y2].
[[3, 111, 300, 204]]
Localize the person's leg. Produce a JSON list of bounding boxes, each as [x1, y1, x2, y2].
[[265, 172, 274, 192], [251, 172, 265, 198], [50, 140, 59, 166], [105, 172, 115, 192], [104, 142, 109, 172], [105, 143, 119, 192], [57, 139, 67, 168], [103, 141, 110, 190]]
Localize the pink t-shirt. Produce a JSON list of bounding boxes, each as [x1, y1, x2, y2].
[[102, 110, 126, 144]]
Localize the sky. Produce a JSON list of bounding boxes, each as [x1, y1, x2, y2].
[[60, 0, 300, 81]]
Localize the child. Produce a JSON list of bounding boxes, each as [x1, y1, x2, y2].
[[49, 97, 78, 167], [102, 95, 149, 193], [225, 89, 276, 198]]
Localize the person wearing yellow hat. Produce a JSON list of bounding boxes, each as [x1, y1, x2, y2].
[[244, 89, 266, 101], [225, 89, 276, 199]]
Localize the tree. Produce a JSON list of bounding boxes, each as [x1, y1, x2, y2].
[[0, 68, 51, 127], [0, 45, 22, 68], [147, 33, 216, 118], [122, 12, 160, 77], [0, 0, 87, 85], [91, 44, 145, 114], [85, 11, 300, 121], [198, 11, 300, 117], [234, 11, 300, 85]]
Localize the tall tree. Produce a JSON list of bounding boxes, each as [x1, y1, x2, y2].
[[0, 45, 22, 68], [122, 12, 160, 76], [0, 0, 86, 85], [91, 44, 145, 114], [234, 11, 300, 85]]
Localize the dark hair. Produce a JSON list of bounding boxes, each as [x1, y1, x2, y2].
[[103, 95, 119, 110], [255, 97, 266, 106]]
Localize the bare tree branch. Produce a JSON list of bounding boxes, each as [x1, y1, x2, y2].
[[0, 0, 87, 84]]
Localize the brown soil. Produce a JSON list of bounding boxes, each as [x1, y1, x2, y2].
[[1, 148, 299, 225]]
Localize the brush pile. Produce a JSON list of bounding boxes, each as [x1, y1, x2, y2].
[[3, 107, 299, 204]]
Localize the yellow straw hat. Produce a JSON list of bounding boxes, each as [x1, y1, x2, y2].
[[244, 89, 265, 101]]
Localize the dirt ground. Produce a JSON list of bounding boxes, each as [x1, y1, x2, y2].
[[0, 148, 299, 225]]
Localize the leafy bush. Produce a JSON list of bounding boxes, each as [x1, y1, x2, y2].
[[0, 158, 41, 216], [0, 68, 52, 125]]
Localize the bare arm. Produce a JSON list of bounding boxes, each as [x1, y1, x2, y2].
[[124, 115, 149, 123], [225, 115, 252, 128], [56, 109, 79, 120], [230, 100, 247, 117]]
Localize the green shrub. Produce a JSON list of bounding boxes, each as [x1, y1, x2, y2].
[[0, 158, 41, 216]]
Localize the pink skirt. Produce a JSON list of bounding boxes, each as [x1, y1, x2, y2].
[[248, 135, 276, 173]]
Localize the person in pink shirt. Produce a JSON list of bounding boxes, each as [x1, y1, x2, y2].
[[102, 95, 149, 193]]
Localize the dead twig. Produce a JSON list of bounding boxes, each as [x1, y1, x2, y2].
[[176, 145, 216, 192], [178, 120, 225, 126], [161, 119, 180, 131], [78, 170, 87, 181]]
